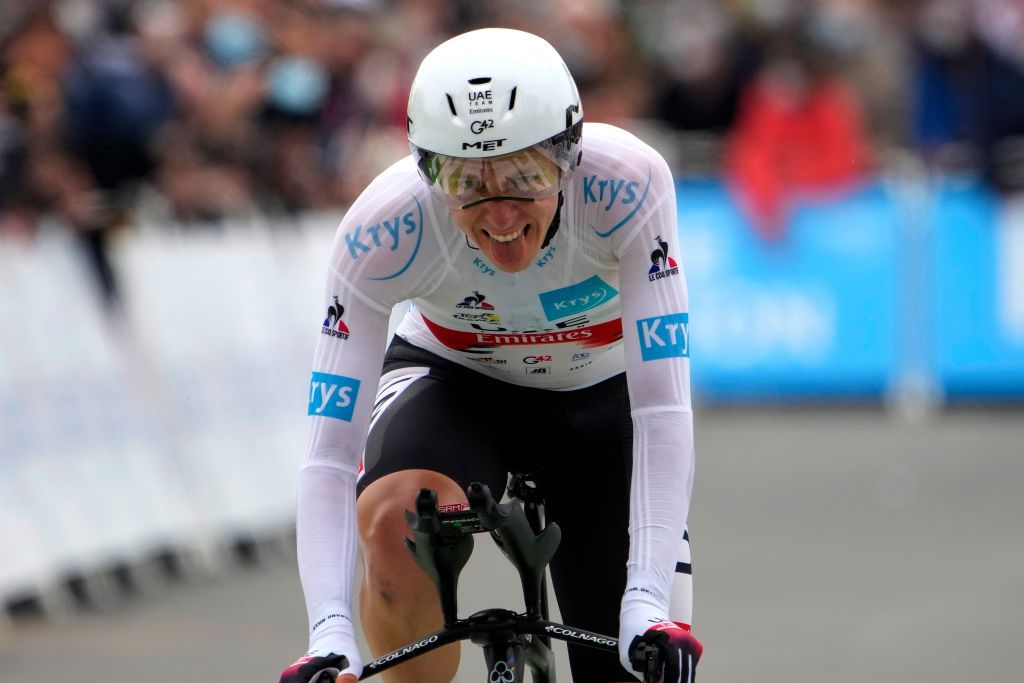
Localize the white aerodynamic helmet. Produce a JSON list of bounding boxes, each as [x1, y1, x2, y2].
[[407, 28, 584, 209]]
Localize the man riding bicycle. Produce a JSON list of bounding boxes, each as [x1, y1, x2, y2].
[[278, 27, 702, 683]]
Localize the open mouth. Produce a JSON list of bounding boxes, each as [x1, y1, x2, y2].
[[484, 225, 530, 243]]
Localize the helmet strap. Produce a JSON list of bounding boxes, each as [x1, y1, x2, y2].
[[540, 192, 564, 249]]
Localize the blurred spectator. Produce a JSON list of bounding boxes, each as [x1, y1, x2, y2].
[[908, 0, 1024, 194], [640, 0, 761, 135], [802, 0, 915, 157], [63, 1, 175, 211], [723, 13, 873, 241], [2, 0, 1024, 256]]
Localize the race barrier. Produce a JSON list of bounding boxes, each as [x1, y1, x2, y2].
[[677, 178, 1024, 403], [1, 213, 356, 614], [2, 179, 1022, 612]]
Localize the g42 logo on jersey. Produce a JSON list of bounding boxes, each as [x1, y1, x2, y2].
[[321, 296, 350, 340], [342, 196, 424, 281], [308, 372, 361, 421], [636, 313, 689, 361], [585, 168, 652, 238]]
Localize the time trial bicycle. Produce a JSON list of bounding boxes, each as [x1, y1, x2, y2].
[[312, 473, 666, 682]]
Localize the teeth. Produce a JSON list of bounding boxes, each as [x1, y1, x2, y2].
[[488, 227, 525, 243]]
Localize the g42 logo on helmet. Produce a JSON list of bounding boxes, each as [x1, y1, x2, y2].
[[471, 119, 494, 134]]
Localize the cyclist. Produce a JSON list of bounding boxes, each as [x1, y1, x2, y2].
[[279, 27, 702, 683]]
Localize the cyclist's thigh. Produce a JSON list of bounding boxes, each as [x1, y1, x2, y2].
[[356, 347, 508, 499], [541, 373, 633, 682]]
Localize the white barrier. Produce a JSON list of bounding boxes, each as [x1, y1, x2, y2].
[[0, 213, 402, 606]]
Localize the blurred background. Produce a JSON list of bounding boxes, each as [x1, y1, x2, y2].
[[1, 0, 1022, 681]]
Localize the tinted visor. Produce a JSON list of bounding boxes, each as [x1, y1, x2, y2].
[[413, 123, 581, 209]]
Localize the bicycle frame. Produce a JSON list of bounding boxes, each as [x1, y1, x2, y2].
[[357, 479, 620, 682]]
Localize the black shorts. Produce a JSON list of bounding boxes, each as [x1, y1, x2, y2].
[[358, 335, 634, 681]]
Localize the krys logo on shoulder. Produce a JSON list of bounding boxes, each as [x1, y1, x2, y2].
[[585, 167, 652, 238], [342, 195, 424, 280]]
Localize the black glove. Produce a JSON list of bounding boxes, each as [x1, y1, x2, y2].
[[278, 652, 350, 683], [629, 622, 703, 683]]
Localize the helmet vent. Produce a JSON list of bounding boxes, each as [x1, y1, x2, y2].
[[468, 77, 491, 85], [446, 94, 457, 116], [509, 87, 517, 110]]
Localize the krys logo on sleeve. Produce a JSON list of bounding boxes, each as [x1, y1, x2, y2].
[[309, 372, 361, 421], [636, 313, 689, 361], [342, 196, 424, 281]]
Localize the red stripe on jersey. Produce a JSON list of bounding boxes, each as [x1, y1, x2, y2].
[[422, 314, 622, 351]]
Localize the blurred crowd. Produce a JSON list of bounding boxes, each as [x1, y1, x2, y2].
[[3, 0, 1024, 287]]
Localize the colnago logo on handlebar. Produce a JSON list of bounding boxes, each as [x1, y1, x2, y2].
[[373, 634, 439, 664], [543, 625, 617, 647]]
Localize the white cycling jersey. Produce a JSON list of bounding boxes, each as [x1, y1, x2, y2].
[[298, 123, 695, 661]]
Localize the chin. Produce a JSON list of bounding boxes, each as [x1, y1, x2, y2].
[[485, 248, 537, 273]]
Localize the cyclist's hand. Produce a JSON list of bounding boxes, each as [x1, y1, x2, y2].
[[278, 651, 359, 683], [626, 621, 703, 683]]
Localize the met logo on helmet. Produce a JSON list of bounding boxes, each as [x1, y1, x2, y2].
[[462, 138, 506, 151]]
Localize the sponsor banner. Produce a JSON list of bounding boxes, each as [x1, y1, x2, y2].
[[675, 179, 900, 398], [421, 314, 622, 351], [931, 183, 1024, 396]]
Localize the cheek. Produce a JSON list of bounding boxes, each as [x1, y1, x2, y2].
[[533, 202, 559, 235], [449, 210, 478, 236]]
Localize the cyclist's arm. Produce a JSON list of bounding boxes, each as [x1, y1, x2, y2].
[[294, 166, 435, 675], [297, 283, 390, 671], [610, 139, 695, 637]]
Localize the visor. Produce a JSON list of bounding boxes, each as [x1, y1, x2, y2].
[[413, 122, 582, 209]]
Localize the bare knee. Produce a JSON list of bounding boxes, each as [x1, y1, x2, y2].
[[358, 470, 465, 605]]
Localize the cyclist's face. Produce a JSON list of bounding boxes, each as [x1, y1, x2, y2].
[[450, 191, 558, 273]]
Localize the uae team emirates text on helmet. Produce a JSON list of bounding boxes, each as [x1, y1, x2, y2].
[[407, 28, 584, 209]]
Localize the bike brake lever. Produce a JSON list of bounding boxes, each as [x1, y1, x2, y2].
[[631, 641, 663, 683], [310, 666, 340, 683]]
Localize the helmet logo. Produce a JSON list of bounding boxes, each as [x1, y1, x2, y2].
[[565, 104, 580, 129], [471, 119, 495, 134], [468, 89, 494, 115], [462, 138, 506, 151]]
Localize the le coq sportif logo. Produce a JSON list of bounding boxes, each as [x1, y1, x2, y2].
[[322, 296, 350, 339]]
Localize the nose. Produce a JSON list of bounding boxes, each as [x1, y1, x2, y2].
[[480, 199, 521, 228]]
